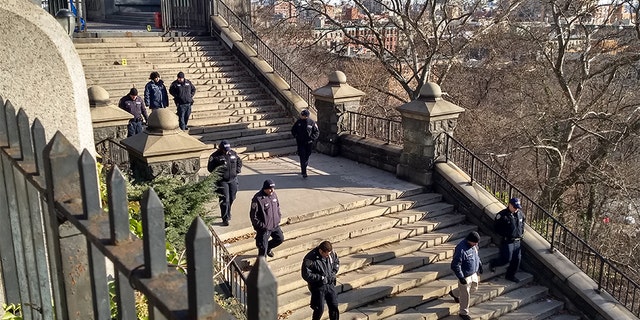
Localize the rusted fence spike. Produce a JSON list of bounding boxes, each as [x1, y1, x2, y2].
[[186, 217, 215, 318], [4, 100, 19, 148], [79, 150, 101, 219], [43, 131, 81, 203], [115, 270, 136, 320], [141, 187, 167, 278], [17, 109, 34, 163], [109, 166, 130, 244], [31, 119, 46, 176], [247, 256, 278, 320], [0, 95, 7, 147]]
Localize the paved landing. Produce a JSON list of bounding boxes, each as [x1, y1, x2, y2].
[[207, 153, 423, 241]]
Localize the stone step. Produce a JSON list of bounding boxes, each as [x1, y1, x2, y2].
[[193, 124, 289, 142], [75, 45, 225, 54], [83, 64, 243, 78], [543, 314, 581, 320], [191, 104, 281, 119], [497, 299, 565, 320], [74, 40, 222, 49], [284, 248, 504, 320], [239, 145, 298, 160], [81, 58, 240, 71], [187, 118, 291, 135], [80, 54, 236, 68], [74, 35, 215, 43]]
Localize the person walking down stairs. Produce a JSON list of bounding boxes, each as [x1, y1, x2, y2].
[[249, 179, 284, 258], [169, 71, 196, 130], [144, 71, 169, 111], [490, 197, 526, 283], [449, 231, 483, 320], [302, 240, 340, 320], [291, 109, 319, 178], [118, 87, 148, 137], [207, 140, 242, 227]]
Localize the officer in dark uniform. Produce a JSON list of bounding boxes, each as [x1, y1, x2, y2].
[[491, 197, 526, 282], [301, 240, 340, 320], [249, 179, 284, 257], [291, 109, 319, 178], [208, 140, 242, 226], [118, 88, 148, 137]]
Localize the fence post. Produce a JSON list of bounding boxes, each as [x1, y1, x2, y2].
[[247, 256, 277, 320], [186, 217, 217, 318]]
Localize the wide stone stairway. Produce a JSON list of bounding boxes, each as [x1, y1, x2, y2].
[[74, 32, 297, 160], [215, 156, 581, 320]]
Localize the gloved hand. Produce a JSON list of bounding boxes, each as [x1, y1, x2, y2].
[[459, 277, 467, 285], [478, 265, 484, 274]]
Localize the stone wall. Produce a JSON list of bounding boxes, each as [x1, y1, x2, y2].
[[338, 134, 401, 174], [93, 125, 128, 142], [130, 156, 201, 181]]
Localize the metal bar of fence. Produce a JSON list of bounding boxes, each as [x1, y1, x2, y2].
[[437, 132, 640, 317]]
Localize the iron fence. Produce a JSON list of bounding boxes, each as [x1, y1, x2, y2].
[[435, 132, 640, 317], [95, 138, 130, 172], [161, 0, 211, 31], [339, 111, 403, 144], [0, 97, 278, 319], [212, 0, 316, 111], [211, 226, 249, 317]]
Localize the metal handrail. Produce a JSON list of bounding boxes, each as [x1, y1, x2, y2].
[[212, 0, 316, 111], [210, 227, 249, 317], [435, 132, 640, 317], [340, 111, 403, 144]]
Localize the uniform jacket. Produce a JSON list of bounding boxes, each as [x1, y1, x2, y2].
[[451, 240, 481, 279], [118, 95, 148, 121], [144, 80, 169, 109], [301, 247, 340, 289], [291, 118, 320, 145], [169, 79, 196, 105], [249, 190, 281, 231], [494, 208, 526, 240], [207, 149, 242, 181]]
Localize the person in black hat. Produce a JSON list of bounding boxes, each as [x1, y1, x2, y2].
[[302, 240, 340, 320], [490, 197, 526, 283], [144, 71, 169, 110], [207, 140, 242, 226], [291, 109, 319, 178], [449, 231, 483, 320], [249, 179, 284, 257], [118, 87, 148, 137], [169, 71, 196, 130]]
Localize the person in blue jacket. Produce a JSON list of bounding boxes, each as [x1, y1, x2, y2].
[[144, 71, 169, 110], [449, 231, 483, 320]]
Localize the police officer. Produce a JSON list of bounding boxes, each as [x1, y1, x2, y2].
[[301, 240, 340, 320], [169, 71, 196, 130], [207, 140, 242, 226], [249, 179, 284, 257], [291, 109, 319, 178], [490, 197, 526, 282], [144, 71, 169, 110], [118, 87, 148, 137]]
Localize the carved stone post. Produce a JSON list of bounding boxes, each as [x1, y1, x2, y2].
[[396, 83, 465, 186], [88, 86, 131, 142], [312, 71, 365, 156], [121, 109, 210, 182]]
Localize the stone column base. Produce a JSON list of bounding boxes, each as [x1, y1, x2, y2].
[[396, 164, 432, 186], [316, 140, 340, 156]]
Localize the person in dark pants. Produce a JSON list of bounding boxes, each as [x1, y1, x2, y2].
[[490, 197, 526, 282], [207, 140, 242, 226], [301, 240, 340, 320], [449, 231, 483, 320], [249, 179, 284, 257], [144, 71, 169, 110], [118, 87, 148, 137], [291, 109, 319, 178], [169, 71, 196, 130]]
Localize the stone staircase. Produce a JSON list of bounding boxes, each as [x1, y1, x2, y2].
[[74, 32, 297, 160], [220, 188, 580, 320]]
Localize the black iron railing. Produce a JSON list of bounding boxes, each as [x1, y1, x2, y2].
[[340, 111, 403, 144], [95, 138, 130, 172], [436, 132, 640, 317], [212, 0, 315, 111], [210, 227, 249, 317]]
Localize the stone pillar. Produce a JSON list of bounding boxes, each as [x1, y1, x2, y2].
[[88, 86, 131, 142], [121, 109, 210, 182], [312, 71, 365, 156], [396, 83, 465, 186]]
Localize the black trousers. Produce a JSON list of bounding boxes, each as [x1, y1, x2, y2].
[[216, 178, 237, 222], [255, 226, 284, 257], [491, 239, 521, 278], [310, 284, 339, 320], [297, 142, 313, 175]]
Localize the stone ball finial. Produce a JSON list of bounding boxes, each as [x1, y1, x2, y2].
[[419, 82, 442, 100], [147, 108, 180, 131], [88, 86, 111, 107], [328, 71, 347, 84]]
